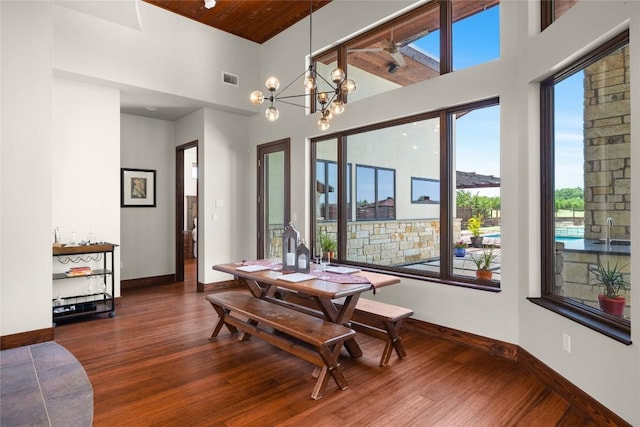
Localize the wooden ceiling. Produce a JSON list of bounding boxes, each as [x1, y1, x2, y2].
[[143, 0, 331, 44]]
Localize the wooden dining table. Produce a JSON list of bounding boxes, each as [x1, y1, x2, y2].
[[212, 261, 400, 358]]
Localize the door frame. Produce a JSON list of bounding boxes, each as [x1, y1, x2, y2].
[[175, 140, 198, 284], [257, 138, 291, 259]]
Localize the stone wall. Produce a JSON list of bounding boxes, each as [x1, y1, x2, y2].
[[316, 218, 462, 266], [583, 45, 631, 240]]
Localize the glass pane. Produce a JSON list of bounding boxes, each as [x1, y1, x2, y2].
[[452, 104, 501, 282], [346, 3, 440, 103], [265, 151, 285, 260], [346, 118, 440, 272], [553, 43, 631, 320], [412, 178, 440, 203], [314, 138, 338, 259], [452, 2, 500, 71]]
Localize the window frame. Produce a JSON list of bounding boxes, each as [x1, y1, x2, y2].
[[532, 30, 631, 344], [310, 97, 500, 290], [355, 164, 396, 221], [411, 177, 440, 204]]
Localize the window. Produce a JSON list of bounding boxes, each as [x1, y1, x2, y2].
[[311, 98, 500, 287], [315, 0, 500, 104], [356, 165, 396, 220], [412, 178, 440, 204], [536, 31, 631, 343]]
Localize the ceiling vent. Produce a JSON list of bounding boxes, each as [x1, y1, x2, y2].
[[222, 72, 239, 87]]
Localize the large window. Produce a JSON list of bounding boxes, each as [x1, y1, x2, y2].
[[313, 0, 500, 107], [311, 99, 500, 287], [537, 31, 631, 343]]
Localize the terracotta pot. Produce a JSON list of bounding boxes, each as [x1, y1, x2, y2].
[[476, 270, 492, 281], [598, 294, 626, 317]]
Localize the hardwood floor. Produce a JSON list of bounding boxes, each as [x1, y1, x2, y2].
[[54, 259, 595, 427]]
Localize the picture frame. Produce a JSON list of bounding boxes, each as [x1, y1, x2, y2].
[[121, 168, 156, 207]]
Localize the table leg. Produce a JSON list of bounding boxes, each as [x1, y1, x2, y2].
[[315, 295, 363, 358]]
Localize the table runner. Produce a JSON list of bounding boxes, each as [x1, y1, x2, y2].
[[241, 260, 371, 285]]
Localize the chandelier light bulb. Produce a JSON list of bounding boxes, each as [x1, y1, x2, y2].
[[317, 117, 330, 131], [265, 77, 280, 92], [204, 0, 216, 9], [341, 79, 356, 95], [250, 90, 265, 105], [265, 106, 279, 121], [323, 109, 333, 121], [329, 99, 344, 115], [317, 92, 329, 105], [330, 68, 346, 84], [304, 74, 317, 91]]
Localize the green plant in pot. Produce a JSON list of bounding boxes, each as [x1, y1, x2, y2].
[[319, 232, 337, 260], [470, 246, 497, 280], [589, 260, 630, 317], [467, 214, 484, 248]]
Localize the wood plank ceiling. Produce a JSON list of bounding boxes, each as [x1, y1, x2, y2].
[[143, 0, 331, 44]]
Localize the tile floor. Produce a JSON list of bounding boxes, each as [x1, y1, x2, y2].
[[0, 341, 93, 427]]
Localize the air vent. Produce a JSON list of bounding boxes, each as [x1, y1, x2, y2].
[[222, 72, 238, 87]]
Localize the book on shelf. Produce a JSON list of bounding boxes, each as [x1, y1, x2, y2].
[[66, 266, 92, 277]]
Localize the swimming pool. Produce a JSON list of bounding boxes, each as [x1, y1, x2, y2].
[[483, 232, 584, 242]]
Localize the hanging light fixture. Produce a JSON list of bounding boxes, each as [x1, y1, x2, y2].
[[249, 0, 356, 131]]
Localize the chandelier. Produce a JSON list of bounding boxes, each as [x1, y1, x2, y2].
[[249, 1, 356, 131]]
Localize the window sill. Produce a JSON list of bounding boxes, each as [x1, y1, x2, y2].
[[528, 297, 631, 345]]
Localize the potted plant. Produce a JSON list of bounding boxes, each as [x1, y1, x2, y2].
[[589, 260, 630, 317], [470, 246, 497, 280], [454, 240, 467, 257], [319, 232, 337, 260], [467, 214, 484, 248]]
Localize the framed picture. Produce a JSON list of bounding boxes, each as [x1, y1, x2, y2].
[[121, 168, 156, 207]]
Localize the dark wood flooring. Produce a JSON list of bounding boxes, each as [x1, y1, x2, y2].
[[53, 259, 596, 426]]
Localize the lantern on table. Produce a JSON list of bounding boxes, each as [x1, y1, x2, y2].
[[282, 222, 299, 272], [295, 240, 310, 273]]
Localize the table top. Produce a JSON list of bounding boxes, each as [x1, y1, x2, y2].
[[213, 262, 400, 299]]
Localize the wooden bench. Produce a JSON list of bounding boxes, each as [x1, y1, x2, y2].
[[205, 291, 356, 400], [270, 289, 413, 367]]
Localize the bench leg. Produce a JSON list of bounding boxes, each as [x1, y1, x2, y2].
[[208, 302, 238, 339], [311, 343, 349, 399], [379, 320, 407, 367]]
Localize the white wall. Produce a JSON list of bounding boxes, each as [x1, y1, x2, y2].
[[52, 78, 121, 297], [120, 114, 175, 281], [1, 1, 53, 336], [53, 1, 260, 115], [184, 147, 197, 230]]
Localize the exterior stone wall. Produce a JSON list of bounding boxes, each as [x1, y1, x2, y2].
[[559, 246, 630, 318], [583, 45, 631, 240], [316, 218, 462, 266]]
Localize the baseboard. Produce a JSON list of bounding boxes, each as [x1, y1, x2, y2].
[[405, 318, 629, 426], [1, 327, 54, 350], [518, 348, 630, 427], [121, 274, 176, 290], [404, 317, 518, 360], [198, 280, 244, 293]]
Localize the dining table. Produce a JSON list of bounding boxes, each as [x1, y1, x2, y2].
[[212, 261, 400, 358]]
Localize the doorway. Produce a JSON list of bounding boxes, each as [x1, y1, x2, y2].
[[257, 139, 290, 259], [176, 140, 198, 284]]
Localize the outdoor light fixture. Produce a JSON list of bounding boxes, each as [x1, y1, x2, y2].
[[249, 1, 356, 131], [204, 0, 216, 9]]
